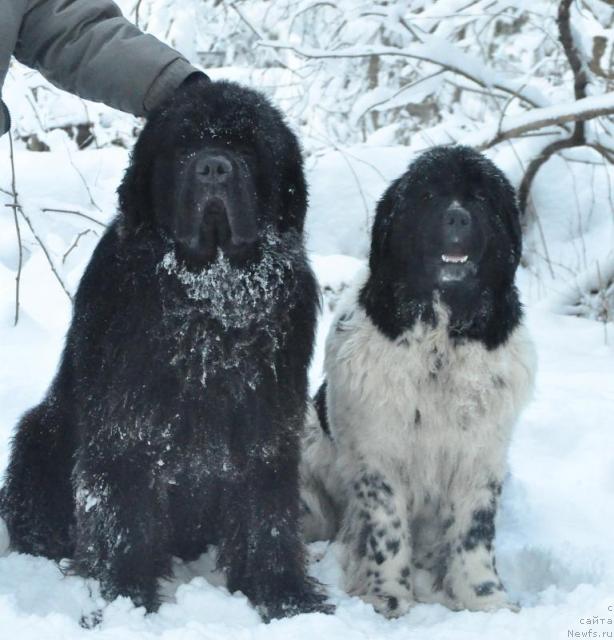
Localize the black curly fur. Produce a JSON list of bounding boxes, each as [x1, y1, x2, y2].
[[0, 80, 331, 619]]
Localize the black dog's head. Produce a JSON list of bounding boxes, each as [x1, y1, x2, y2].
[[118, 80, 307, 266], [361, 145, 522, 348]]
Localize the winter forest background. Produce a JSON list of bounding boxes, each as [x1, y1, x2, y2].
[[0, 1, 613, 639]]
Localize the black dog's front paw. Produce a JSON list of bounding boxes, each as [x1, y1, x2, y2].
[[97, 576, 161, 614], [252, 578, 335, 621]]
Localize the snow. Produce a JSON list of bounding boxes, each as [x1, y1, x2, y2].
[[1, 137, 614, 639], [1, 2, 614, 630], [0, 300, 613, 638], [305, 145, 414, 258], [259, 38, 551, 109], [464, 91, 614, 149]]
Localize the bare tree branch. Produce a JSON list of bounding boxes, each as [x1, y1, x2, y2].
[[230, 2, 304, 78], [257, 39, 546, 109], [473, 92, 614, 149], [7, 131, 24, 326], [4, 203, 73, 302], [518, 0, 611, 216], [62, 229, 98, 264], [41, 207, 107, 228], [66, 149, 102, 212], [559, 0, 588, 137], [134, 0, 144, 28], [18, 205, 73, 302]]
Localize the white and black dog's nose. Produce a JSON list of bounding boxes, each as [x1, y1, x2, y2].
[[444, 204, 472, 228], [196, 153, 233, 184], [443, 203, 473, 245]]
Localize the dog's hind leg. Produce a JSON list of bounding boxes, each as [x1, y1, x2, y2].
[[299, 405, 340, 543], [0, 396, 75, 560]]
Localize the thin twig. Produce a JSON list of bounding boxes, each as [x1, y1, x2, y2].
[[62, 229, 98, 264], [529, 193, 557, 280], [66, 146, 102, 211], [7, 131, 24, 326], [230, 2, 304, 79], [352, 70, 444, 126], [24, 90, 47, 133], [15, 204, 73, 302], [41, 207, 107, 228], [594, 260, 609, 344], [257, 40, 544, 108], [134, 0, 144, 28]]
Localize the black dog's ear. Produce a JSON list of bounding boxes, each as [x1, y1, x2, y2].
[[117, 128, 155, 232], [277, 134, 308, 234], [369, 178, 401, 273]]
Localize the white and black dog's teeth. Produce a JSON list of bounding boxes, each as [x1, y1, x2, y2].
[[441, 254, 469, 264]]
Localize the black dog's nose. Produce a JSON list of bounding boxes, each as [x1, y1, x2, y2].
[[196, 154, 233, 184], [444, 206, 472, 229]]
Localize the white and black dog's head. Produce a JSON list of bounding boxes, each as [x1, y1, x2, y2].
[[360, 145, 522, 349]]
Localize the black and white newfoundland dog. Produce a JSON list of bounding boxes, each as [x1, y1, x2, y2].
[[0, 79, 331, 619], [300, 145, 536, 617]]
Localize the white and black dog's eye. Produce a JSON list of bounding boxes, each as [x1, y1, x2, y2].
[[421, 191, 433, 202]]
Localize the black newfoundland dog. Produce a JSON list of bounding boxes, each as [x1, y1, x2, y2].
[[300, 146, 536, 617], [0, 79, 331, 619]]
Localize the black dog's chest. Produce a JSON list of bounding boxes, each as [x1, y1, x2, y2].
[[162, 434, 238, 485], [164, 308, 281, 393]]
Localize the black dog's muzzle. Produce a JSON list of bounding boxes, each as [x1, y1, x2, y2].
[[174, 149, 259, 266]]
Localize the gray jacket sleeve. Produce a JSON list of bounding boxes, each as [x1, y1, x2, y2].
[[14, 0, 199, 116]]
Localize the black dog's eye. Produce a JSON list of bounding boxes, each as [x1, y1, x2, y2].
[[421, 191, 432, 202]]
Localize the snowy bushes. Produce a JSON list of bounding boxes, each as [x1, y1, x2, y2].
[[552, 253, 614, 333], [1, 0, 613, 324]]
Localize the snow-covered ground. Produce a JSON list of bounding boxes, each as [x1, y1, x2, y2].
[[1, 135, 613, 639]]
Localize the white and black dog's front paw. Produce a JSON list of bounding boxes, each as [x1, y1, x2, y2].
[[340, 471, 415, 619], [357, 589, 413, 618]]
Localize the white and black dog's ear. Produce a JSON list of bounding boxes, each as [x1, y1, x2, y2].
[[499, 181, 522, 271], [368, 177, 403, 273]]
